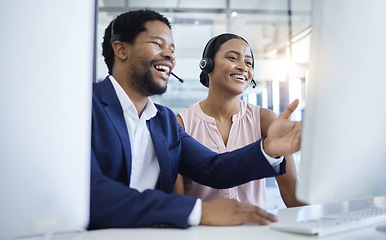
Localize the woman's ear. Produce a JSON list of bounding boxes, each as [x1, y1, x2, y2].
[[111, 41, 127, 60]]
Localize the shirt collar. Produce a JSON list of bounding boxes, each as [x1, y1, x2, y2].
[[109, 75, 158, 120]]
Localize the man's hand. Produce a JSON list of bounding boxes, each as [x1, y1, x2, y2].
[[263, 99, 302, 158], [200, 199, 278, 226]]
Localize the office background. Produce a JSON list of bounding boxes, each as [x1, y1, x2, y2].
[[96, 0, 313, 209]]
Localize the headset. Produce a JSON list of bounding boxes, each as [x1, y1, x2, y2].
[[110, 19, 120, 45], [199, 35, 256, 88], [199, 36, 218, 74]]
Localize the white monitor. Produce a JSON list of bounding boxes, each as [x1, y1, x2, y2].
[[297, 0, 386, 204], [0, 1, 95, 239]]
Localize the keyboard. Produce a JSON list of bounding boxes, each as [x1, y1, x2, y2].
[[270, 206, 386, 236]]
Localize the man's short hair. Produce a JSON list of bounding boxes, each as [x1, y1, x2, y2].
[[102, 10, 172, 75]]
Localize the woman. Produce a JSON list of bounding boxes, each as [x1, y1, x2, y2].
[[174, 33, 305, 209]]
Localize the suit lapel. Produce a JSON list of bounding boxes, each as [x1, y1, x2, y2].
[[99, 78, 132, 184], [148, 116, 173, 193]]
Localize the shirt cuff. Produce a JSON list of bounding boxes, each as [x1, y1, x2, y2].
[[260, 138, 284, 171], [188, 199, 202, 226]]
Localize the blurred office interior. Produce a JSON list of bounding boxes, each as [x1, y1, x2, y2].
[[97, 0, 313, 209]]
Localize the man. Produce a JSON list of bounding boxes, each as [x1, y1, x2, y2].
[[89, 10, 302, 229]]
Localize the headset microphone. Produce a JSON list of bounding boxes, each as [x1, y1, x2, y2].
[[251, 79, 257, 88], [171, 72, 184, 83]]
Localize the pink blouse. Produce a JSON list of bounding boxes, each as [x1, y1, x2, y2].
[[179, 101, 267, 210]]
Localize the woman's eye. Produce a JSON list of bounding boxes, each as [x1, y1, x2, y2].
[[153, 42, 162, 47], [246, 61, 252, 66], [227, 56, 237, 61]]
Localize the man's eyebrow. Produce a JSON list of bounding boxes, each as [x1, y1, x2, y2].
[[226, 50, 252, 59], [150, 36, 175, 49]]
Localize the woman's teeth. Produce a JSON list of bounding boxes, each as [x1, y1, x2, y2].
[[231, 74, 246, 80]]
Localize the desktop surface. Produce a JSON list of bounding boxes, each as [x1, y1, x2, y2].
[[17, 197, 386, 240]]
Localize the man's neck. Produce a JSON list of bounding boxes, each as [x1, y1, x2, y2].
[[125, 88, 148, 118], [113, 75, 148, 118]]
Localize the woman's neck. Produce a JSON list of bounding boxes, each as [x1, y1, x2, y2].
[[200, 91, 241, 122]]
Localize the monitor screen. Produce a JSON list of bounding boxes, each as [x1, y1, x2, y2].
[[0, 1, 95, 239], [296, 0, 386, 204]]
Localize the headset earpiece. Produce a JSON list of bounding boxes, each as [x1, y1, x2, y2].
[[199, 58, 214, 74], [199, 36, 218, 74], [110, 19, 121, 45]]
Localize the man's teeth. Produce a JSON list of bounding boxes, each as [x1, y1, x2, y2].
[[231, 74, 246, 80], [155, 65, 170, 74]]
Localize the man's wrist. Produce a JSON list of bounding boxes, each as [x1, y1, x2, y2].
[[262, 136, 279, 158], [261, 137, 284, 168]]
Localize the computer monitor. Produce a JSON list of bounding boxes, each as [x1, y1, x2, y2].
[[0, 1, 95, 239], [297, 0, 386, 204]]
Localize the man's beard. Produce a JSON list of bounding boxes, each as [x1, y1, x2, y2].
[[129, 59, 168, 96]]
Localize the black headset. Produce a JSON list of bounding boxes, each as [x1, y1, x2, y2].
[[199, 36, 218, 74], [199, 35, 257, 88], [110, 19, 120, 45]]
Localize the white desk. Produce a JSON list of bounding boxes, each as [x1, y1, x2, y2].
[[18, 196, 386, 240]]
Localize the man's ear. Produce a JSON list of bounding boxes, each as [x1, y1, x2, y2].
[[112, 41, 127, 60]]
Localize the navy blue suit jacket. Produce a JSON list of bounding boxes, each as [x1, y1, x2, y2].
[[88, 77, 286, 230]]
